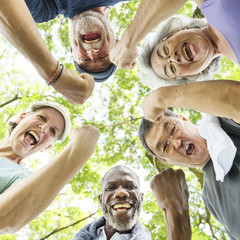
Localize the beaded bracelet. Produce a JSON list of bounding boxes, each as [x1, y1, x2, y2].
[[47, 61, 59, 85], [48, 64, 64, 86]]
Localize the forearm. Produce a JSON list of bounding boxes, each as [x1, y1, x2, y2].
[[0, 143, 91, 234], [121, 0, 187, 48], [0, 0, 58, 81], [155, 80, 240, 121], [165, 207, 191, 240]]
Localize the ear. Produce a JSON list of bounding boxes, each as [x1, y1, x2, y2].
[[40, 144, 52, 152], [70, 46, 73, 54], [98, 194, 103, 205], [16, 113, 27, 124], [177, 114, 188, 121]]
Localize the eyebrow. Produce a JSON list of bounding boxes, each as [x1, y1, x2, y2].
[[156, 47, 170, 78], [155, 121, 169, 152]]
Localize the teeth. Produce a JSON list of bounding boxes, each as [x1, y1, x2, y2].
[[183, 44, 191, 61], [28, 130, 40, 143], [84, 38, 100, 43], [116, 208, 128, 212], [113, 203, 131, 209]]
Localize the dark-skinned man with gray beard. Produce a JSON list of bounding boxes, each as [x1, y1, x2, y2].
[[73, 165, 191, 240]]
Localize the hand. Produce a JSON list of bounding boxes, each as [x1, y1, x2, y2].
[[109, 40, 137, 70], [68, 125, 100, 160], [150, 168, 189, 211], [142, 91, 166, 122], [52, 69, 95, 105]]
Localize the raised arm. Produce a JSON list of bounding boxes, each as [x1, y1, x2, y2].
[[109, 0, 187, 69], [0, 125, 100, 234], [143, 80, 240, 124], [0, 0, 95, 105], [150, 168, 191, 240]]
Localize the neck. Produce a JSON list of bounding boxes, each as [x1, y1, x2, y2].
[[71, 6, 111, 20], [104, 223, 131, 240], [203, 25, 221, 56], [0, 139, 23, 164]]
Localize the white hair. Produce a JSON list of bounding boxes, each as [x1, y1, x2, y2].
[[138, 14, 222, 90]]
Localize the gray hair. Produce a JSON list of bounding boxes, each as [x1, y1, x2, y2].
[[138, 110, 178, 157], [138, 14, 222, 89]]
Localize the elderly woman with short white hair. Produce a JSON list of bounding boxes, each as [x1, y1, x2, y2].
[[110, 0, 239, 89]]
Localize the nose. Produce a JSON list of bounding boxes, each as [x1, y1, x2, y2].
[[39, 123, 49, 135], [114, 186, 129, 198], [86, 49, 99, 62], [171, 138, 182, 149], [167, 51, 180, 63]]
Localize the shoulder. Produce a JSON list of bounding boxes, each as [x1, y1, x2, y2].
[[193, 0, 205, 7]]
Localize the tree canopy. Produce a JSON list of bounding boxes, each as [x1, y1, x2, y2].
[[0, 1, 239, 239]]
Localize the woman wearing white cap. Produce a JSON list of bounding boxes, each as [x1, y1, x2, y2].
[[0, 101, 100, 234]]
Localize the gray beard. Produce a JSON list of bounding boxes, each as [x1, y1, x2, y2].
[[103, 202, 142, 232], [70, 10, 116, 51]]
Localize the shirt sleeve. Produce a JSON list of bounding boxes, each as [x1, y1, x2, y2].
[[0, 159, 33, 194]]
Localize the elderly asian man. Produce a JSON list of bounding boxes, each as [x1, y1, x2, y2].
[[140, 80, 240, 240]]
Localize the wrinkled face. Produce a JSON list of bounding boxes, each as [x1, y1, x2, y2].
[[145, 116, 210, 168], [150, 28, 216, 80], [99, 167, 143, 231], [10, 108, 65, 157], [70, 10, 116, 72]]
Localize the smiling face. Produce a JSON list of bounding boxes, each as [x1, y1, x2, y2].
[[99, 166, 143, 232], [145, 116, 210, 168], [150, 28, 216, 80], [70, 9, 116, 73], [10, 108, 65, 158]]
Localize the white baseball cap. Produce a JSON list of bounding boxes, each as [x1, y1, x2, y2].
[[30, 101, 71, 141]]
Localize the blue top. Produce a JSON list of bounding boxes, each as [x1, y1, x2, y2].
[[200, 0, 240, 64], [24, 0, 129, 23], [0, 157, 32, 194]]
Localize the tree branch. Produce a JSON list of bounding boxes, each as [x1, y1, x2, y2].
[[0, 95, 21, 108], [40, 210, 100, 240]]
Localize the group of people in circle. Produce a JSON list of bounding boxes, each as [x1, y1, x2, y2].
[[1, 0, 240, 239]]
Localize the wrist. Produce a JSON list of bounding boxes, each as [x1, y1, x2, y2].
[[165, 207, 191, 240], [154, 87, 171, 109], [36, 59, 61, 82], [121, 30, 138, 49]]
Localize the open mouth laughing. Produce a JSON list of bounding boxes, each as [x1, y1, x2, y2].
[[82, 33, 101, 44], [185, 143, 196, 155], [112, 202, 132, 213], [24, 130, 40, 145], [182, 43, 195, 61]]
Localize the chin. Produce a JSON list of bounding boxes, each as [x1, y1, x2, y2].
[[104, 206, 141, 232]]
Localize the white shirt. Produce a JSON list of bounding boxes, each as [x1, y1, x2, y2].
[[97, 226, 131, 240], [198, 114, 237, 182]]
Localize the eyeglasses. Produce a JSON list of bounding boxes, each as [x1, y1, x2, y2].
[[160, 121, 178, 158]]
